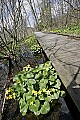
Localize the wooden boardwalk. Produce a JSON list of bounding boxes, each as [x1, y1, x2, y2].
[[35, 32, 80, 112]]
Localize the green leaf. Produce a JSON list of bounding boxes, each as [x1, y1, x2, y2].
[[45, 95, 52, 102], [40, 79, 48, 84], [38, 94, 44, 100], [35, 74, 41, 79], [39, 64, 44, 69], [19, 98, 28, 116], [18, 72, 25, 79], [32, 67, 39, 73], [54, 73, 58, 79], [44, 61, 52, 69], [49, 75, 55, 81], [23, 93, 32, 101], [28, 85, 34, 90], [40, 101, 50, 114], [28, 79, 36, 84], [26, 73, 34, 78], [54, 79, 61, 89], [49, 70, 54, 76], [13, 75, 19, 82], [52, 92, 59, 99], [40, 79, 44, 83], [27, 81, 32, 86], [28, 97, 35, 103], [21, 74, 28, 82], [50, 81, 54, 85], [39, 83, 46, 89], [29, 68, 34, 72], [60, 91, 65, 97], [29, 100, 40, 112], [57, 79, 61, 86], [34, 111, 40, 115], [13, 83, 26, 93], [43, 70, 48, 76]]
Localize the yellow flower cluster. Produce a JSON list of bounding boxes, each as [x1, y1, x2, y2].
[[42, 88, 46, 92], [6, 95, 13, 100], [32, 90, 37, 96], [23, 64, 31, 71], [51, 88, 55, 92], [32, 88, 54, 96], [42, 88, 51, 95], [32, 90, 42, 96], [6, 87, 12, 95], [38, 90, 42, 95], [6, 87, 16, 100], [46, 90, 50, 95], [6, 92, 16, 100], [12, 93, 16, 99]]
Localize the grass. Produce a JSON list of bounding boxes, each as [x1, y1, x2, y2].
[[50, 23, 80, 36]]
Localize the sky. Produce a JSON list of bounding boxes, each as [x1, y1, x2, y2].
[[22, 0, 40, 27]]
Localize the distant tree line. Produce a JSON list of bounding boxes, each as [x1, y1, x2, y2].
[[28, 0, 80, 30]]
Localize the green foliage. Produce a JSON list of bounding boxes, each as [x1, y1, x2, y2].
[[50, 23, 80, 36], [25, 35, 42, 54], [10, 61, 65, 116], [31, 45, 42, 54], [25, 35, 38, 48]]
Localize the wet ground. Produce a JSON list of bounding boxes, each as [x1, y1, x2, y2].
[[1, 98, 73, 120], [0, 45, 73, 120], [59, 98, 73, 120]]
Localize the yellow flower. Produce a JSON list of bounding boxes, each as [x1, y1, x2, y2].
[[23, 67, 28, 71], [6, 89, 10, 95], [13, 93, 15, 96], [52, 68, 55, 71], [27, 64, 31, 68], [42, 88, 46, 92], [38, 90, 42, 95], [51, 88, 55, 92], [8, 95, 13, 99], [30, 101, 33, 105], [12, 93, 16, 99], [6, 90, 9, 95], [32, 90, 35, 94], [16, 79, 20, 83], [6, 95, 13, 100], [34, 92, 37, 96], [45, 68, 49, 71], [23, 64, 31, 71], [6, 96, 9, 100], [45, 63, 48, 66], [32, 90, 37, 96], [46, 90, 50, 95], [9, 87, 12, 90]]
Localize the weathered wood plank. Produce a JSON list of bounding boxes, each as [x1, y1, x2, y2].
[[34, 32, 80, 112]]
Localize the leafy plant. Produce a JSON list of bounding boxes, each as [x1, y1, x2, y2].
[[25, 35, 42, 55], [25, 35, 38, 48], [30, 45, 42, 54], [6, 61, 65, 116]]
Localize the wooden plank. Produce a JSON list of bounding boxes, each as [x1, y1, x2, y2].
[[34, 32, 80, 112]]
